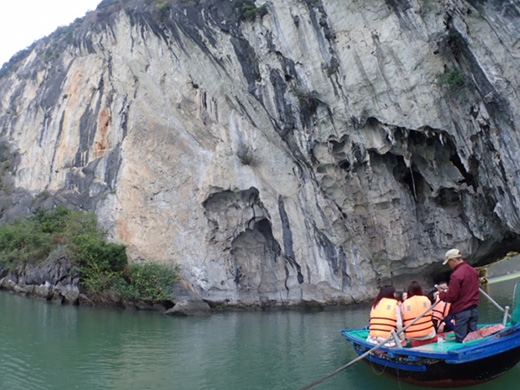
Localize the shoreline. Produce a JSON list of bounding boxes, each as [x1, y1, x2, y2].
[[0, 276, 370, 316]]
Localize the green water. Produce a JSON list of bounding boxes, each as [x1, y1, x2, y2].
[[1, 279, 520, 390]]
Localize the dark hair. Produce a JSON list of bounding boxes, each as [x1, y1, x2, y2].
[[373, 285, 396, 308], [407, 281, 424, 298], [427, 290, 436, 304], [394, 290, 404, 302]]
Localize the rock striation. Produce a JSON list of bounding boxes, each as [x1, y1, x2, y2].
[[1, 0, 520, 307]]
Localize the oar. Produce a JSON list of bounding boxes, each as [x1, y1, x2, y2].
[[297, 299, 442, 390], [479, 287, 512, 319]]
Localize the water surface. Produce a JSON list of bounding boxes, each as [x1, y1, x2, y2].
[[1, 278, 520, 390]]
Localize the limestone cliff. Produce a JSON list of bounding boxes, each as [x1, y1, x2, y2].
[[1, 0, 519, 307]]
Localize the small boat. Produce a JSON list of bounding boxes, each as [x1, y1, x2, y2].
[[296, 284, 520, 390], [341, 323, 520, 387], [341, 281, 520, 387], [342, 289, 520, 389]]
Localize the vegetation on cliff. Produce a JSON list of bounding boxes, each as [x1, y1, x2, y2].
[[0, 207, 179, 302], [0, 0, 269, 79]]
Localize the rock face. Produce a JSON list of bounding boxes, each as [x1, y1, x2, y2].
[[0, 250, 82, 304], [0, 0, 520, 307]]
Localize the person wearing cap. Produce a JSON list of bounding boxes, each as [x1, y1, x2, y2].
[[437, 249, 480, 342]]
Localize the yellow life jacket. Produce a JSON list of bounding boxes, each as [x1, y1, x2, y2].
[[369, 297, 398, 338], [402, 295, 435, 339]]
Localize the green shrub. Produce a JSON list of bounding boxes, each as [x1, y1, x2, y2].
[[0, 206, 120, 271], [118, 263, 180, 301], [155, 0, 172, 21], [438, 68, 466, 89], [0, 207, 180, 303], [0, 220, 53, 266], [156, 1, 171, 12], [437, 67, 473, 103], [72, 233, 127, 273], [33, 206, 71, 234], [81, 269, 125, 296], [0, 46, 34, 79], [236, 142, 256, 166], [235, 0, 268, 22]]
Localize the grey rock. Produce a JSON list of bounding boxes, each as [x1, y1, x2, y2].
[[34, 282, 53, 300], [165, 299, 211, 317], [0, 0, 519, 307]]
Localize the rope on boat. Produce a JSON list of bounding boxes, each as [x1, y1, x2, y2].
[[296, 299, 442, 390]]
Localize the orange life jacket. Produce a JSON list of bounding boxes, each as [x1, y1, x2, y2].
[[432, 296, 451, 323], [369, 297, 398, 338], [402, 295, 435, 339]]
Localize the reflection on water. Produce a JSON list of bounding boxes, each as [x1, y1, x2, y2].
[[1, 279, 520, 390]]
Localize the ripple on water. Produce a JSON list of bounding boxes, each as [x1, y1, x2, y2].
[[0, 349, 49, 390]]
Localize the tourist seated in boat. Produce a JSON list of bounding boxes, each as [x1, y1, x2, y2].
[[367, 285, 404, 347], [402, 281, 437, 346], [430, 282, 455, 333]]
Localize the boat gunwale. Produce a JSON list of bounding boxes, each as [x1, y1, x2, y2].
[[341, 323, 520, 363]]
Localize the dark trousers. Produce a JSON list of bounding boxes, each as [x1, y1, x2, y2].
[[453, 306, 478, 342]]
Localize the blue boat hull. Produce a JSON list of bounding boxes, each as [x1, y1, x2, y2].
[[343, 325, 520, 387], [353, 340, 520, 387]]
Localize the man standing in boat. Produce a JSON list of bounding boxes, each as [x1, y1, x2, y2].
[[438, 249, 480, 342]]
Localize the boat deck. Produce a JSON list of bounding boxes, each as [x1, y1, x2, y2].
[[344, 327, 494, 354]]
